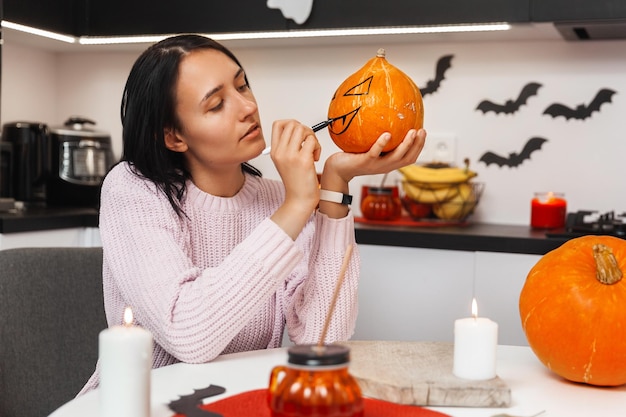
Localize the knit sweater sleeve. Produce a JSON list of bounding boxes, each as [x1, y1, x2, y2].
[[283, 210, 360, 345], [99, 165, 302, 363]]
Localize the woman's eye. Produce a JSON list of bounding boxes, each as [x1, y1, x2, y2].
[[208, 100, 224, 112], [237, 83, 250, 92]]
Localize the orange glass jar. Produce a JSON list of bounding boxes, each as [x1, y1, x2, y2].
[[268, 344, 364, 417], [360, 186, 401, 221]]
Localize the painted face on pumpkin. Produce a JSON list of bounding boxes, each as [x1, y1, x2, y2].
[[326, 49, 423, 153], [327, 76, 373, 137]]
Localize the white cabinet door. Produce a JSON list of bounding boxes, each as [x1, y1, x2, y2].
[[474, 251, 541, 346], [0, 227, 102, 249], [353, 245, 475, 342], [353, 244, 541, 346]]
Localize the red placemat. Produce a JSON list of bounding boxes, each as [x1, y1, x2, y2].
[[355, 216, 469, 228], [174, 388, 451, 417]]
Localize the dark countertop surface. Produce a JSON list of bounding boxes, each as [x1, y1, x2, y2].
[[354, 220, 570, 255], [0, 206, 99, 234], [0, 207, 571, 255]]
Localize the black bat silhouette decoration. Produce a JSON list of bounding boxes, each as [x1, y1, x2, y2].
[[420, 54, 453, 96], [169, 384, 226, 417], [543, 88, 616, 120], [476, 82, 542, 115], [479, 137, 548, 168]]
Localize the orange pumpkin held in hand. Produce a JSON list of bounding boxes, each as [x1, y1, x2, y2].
[[327, 48, 424, 153], [519, 235, 626, 386]]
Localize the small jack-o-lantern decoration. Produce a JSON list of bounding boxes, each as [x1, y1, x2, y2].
[[327, 48, 424, 153]]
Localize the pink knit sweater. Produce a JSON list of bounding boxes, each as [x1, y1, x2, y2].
[[79, 162, 359, 394]]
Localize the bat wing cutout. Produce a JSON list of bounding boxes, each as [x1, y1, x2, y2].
[[543, 88, 616, 120], [169, 384, 226, 417], [476, 82, 542, 115], [479, 137, 548, 168], [420, 54, 453, 96]]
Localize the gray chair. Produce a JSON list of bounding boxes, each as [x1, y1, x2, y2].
[[0, 247, 107, 417]]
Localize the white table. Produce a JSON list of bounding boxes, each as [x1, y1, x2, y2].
[[49, 344, 626, 417]]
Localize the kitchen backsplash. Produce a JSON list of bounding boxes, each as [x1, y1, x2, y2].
[[3, 37, 626, 225]]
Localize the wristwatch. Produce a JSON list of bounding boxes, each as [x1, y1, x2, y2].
[[319, 189, 353, 205]]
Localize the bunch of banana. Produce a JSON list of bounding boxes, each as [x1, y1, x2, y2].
[[398, 162, 477, 187], [398, 160, 477, 205], [402, 181, 460, 204], [432, 182, 479, 220]]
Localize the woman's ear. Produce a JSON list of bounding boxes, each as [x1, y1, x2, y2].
[[164, 128, 188, 152]]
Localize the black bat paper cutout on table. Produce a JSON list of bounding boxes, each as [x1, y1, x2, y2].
[[476, 82, 542, 115], [169, 384, 226, 417], [420, 54, 453, 96], [479, 137, 548, 168], [543, 88, 616, 120]]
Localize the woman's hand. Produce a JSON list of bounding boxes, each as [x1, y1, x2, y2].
[[323, 128, 427, 185], [317, 129, 426, 219], [269, 120, 322, 240]]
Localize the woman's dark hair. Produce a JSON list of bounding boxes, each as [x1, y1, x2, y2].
[[120, 34, 262, 216]]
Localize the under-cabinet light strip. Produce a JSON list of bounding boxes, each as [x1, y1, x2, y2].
[[79, 23, 512, 45], [1, 20, 76, 43], [1, 20, 511, 46]]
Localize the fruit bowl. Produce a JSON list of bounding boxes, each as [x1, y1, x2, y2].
[[401, 181, 484, 221]]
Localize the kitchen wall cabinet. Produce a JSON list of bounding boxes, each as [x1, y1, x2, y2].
[[4, 0, 530, 38], [83, 0, 287, 36], [352, 245, 540, 346], [278, 1, 529, 30], [6, 0, 626, 41], [531, 0, 626, 22], [3, 0, 82, 34], [85, 0, 530, 37], [531, 0, 626, 40]]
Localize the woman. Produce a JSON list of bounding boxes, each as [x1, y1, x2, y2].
[[80, 34, 426, 393]]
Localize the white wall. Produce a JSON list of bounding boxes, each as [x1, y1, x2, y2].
[[1, 44, 58, 124], [3, 36, 626, 225]]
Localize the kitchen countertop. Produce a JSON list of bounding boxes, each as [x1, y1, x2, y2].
[[0, 207, 569, 255], [354, 219, 570, 255], [0, 206, 99, 233]]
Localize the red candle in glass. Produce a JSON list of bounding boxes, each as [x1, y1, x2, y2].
[[531, 192, 567, 229]]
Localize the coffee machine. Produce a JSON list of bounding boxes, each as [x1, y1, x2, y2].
[[0, 121, 51, 206]]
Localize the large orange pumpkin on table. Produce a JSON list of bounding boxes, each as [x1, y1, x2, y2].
[[519, 235, 626, 386], [327, 48, 424, 153]]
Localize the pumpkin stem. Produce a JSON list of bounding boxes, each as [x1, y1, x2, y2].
[[592, 243, 623, 285], [376, 48, 386, 58]]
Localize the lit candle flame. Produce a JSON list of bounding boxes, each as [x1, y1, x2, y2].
[[471, 297, 478, 319], [123, 306, 134, 327]]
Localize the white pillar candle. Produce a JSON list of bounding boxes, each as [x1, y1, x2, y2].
[[453, 298, 498, 380], [99, 307, 153, 417]]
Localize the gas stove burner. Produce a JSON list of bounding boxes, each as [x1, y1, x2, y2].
[[566, 210, 626, 237]]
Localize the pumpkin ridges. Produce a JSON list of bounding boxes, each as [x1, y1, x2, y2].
[[519, 235, 626, 386], [327, 50, 423, 153]]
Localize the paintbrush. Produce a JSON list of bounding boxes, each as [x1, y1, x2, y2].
[[317, 243, 354, 348], [261, 118, 336, 155]]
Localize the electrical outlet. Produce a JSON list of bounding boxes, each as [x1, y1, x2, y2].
[[418, 132, 457, 164]]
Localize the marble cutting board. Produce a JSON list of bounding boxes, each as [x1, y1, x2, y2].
[[344, 340, 511, 408]]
